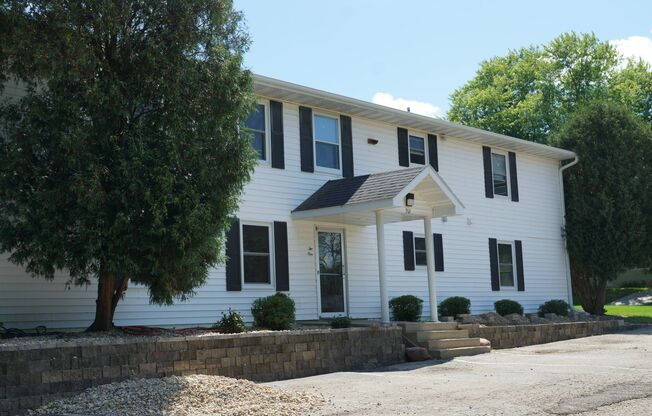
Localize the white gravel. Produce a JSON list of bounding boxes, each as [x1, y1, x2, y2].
[[29, 374, 325, 416], [611, 289, 652, 305]]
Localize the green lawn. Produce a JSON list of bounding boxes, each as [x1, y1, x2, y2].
[[576, 305, 652, 324]]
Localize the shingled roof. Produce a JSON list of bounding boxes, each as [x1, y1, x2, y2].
[[293, 167, 424, 212]]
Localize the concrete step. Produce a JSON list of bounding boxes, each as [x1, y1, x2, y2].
[[431, 345, 492, 360], [398, 322, 459, 332], [407, 329, 469, 342], [426, 337, 484, 349]]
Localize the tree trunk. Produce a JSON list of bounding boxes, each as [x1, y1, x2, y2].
[[573, 265, 608, 315], [86, 272, 129, 332]]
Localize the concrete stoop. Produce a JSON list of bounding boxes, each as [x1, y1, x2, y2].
[[398, 321, 491, 360]]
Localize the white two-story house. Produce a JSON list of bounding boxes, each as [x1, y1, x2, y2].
[[0, 75, 577, 329]]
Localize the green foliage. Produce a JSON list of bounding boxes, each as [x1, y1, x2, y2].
[[214, 308, 246, 334], [389, 295, 423, 322], [554, 102, 652, 314], [251, 293, 296, 330], [619, 280, 649, 289], [330, 316, 352, 329], [494, 299, 524, 316], [0, 1, 255, 328], [537, 300, 570, 317], [448, 32, 652, 145], [605, 288, 650, 304], [439, 296, 471, 317]]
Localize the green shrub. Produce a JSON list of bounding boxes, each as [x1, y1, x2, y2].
[[389, 295, 423, 321], [214, 308, 246, 333], [494, 299, 524, 316], [330, 316, 352, 329], [619, 280, 648, 289], [251, 292, 296, 330], [537, 299, 570, 317], [439, 296, 471, 317]]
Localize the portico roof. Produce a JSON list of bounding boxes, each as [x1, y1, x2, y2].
[[292, 166, 464, 226]]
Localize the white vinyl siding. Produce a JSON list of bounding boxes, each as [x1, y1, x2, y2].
[[0, 88, 569, 328]]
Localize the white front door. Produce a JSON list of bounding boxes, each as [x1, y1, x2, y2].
[[316, 229, 347, 317]]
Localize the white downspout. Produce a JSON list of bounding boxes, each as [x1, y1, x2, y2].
[[559, 156, 579, 306]]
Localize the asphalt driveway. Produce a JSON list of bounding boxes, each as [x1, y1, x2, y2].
[[270, 326, 652, 415]]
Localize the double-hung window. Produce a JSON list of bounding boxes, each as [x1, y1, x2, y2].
[[409, 135, 426, 165], [314, 114, 340, 171], [491, 152, 509, 197], [245, 103, 268, 161], [497, 242, 515, 288], [241, 223, 272, 285], [414, 236, 427, 266]]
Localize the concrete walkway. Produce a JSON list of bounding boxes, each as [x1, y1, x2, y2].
[[270, 326, 652, 415]]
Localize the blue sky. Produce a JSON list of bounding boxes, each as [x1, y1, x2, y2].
[[234, 0, 652, 117]]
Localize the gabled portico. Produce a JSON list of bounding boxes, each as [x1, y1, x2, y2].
[[292, 166, 465, 323]]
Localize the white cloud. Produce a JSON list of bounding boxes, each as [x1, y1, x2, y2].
[[610, 34, 652, 66], [372, 92, 442, 118]]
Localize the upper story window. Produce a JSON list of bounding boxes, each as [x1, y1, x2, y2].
[[314, 114, 340, 171], [241, 223, 272, 285], [414, 236, 427, 266], [409, 135, 426, 165], [245, 103, 268, 161], [491, 152, 509, 196], [497, 242, 515, 288]]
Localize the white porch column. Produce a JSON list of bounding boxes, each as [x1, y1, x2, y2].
[[423, 215, 439, 322], [375, 210, 390, 324]]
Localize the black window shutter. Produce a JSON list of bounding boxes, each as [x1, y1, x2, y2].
[[299, 106, 314, 172], [427, 134, 439, 172], [340, 115, 354, 178], [274, 221, 290, 291], [225, 218, 242, 291], [488, 238, 500, 291], [483, 146, 494, 198], [433, 233, 444, 272], [270, 100, 285, 169], [508, 152, 519, 202], [515, 240, 525, 291], [397, 127, 409, 167], [403, 231, 415, 271]]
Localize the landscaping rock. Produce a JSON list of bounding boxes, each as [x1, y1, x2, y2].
[[406, 347, 431, 361], [478, 338, 491, 347], [478, 312, 510, 326], [504, 313, 530, 325]]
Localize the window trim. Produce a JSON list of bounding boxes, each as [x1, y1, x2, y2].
[[497, 240, 516, 290], [491, 149, 510, 198], [408, 133, 427, 166], [240, 220, 275, 288], [245, 99, 271, 164], [413, 234, 427, 267], [312, 111, 342, 175]]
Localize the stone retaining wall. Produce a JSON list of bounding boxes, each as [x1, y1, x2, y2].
[[0, 327, 404, 415], [465, 319, 625, 349]]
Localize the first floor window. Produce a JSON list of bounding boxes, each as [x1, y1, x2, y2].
[[491, 152, 508, 196], [497, 242, 515, 288], [414, 236, 427, 266], [245, 103, 267, 160], [409, 135, 426, 165], [242, 224, 271, 284], [314, 114, 340, 170]]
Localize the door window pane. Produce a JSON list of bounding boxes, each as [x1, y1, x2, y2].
[[492, 153, 508, 196], [497, 243, 514, 288], [318, 231, 345, 314], [245, 104, 266, 160], [318, 232, 342, 275], [409, 135, 426, 165], [242, 224, 270, 284]]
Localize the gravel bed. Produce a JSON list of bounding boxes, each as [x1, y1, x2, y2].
[[611, 289, 652, 305], [28, 374, 325, 416]]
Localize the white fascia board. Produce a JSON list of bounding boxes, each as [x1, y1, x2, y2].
[[393, 166, 466, 214]]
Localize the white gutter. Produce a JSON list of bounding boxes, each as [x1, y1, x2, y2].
[[559, 156, 579, 306]]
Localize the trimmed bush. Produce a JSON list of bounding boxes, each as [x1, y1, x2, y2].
[[330, 316, 352, 329], [251, 292, 296, 330], [537, 300, 570, 317], [494, 299, 524, 316], [214, 308, 246, 333], [439, 296, 471, 317], [389, 295, 423, 321]]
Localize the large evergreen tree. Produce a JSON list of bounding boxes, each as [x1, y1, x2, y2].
[[553, 102, 652, 314], [0, 0, 256, 330]]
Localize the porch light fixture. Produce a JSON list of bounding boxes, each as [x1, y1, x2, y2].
[[405, 193, 415, 214]]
